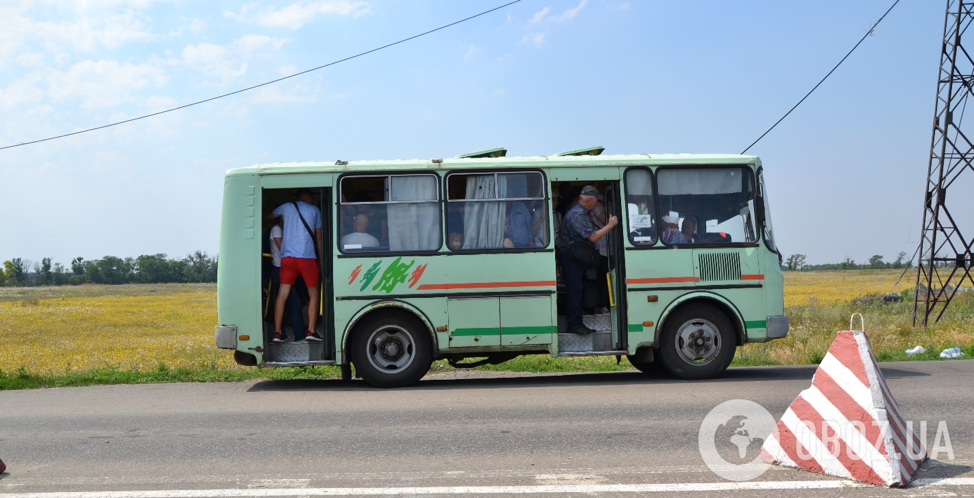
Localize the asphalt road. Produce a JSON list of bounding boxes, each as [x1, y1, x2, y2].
[[1, 361, 972, 497]]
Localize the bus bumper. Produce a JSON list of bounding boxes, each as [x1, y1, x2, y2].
[[766, 316, 789, 339], [215, 325, 238, 349]]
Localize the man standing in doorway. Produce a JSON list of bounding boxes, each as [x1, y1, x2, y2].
[[271, 188, 323, 342], [557, 185, 618, 335]]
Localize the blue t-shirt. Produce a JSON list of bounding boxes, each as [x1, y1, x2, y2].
[[559, 203, 595, 249], [506, 202, 532, 247], [273, 201, 322, 259]]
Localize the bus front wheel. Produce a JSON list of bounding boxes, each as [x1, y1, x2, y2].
[[657, 304, 735, 380], [351, 313, 432, 388]]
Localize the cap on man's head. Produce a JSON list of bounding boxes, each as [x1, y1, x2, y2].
[[580, 185, 604, 200], [662, 211, 680, 224]]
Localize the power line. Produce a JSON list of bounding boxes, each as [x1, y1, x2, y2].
[[0, 0, 521, 151], [741, 0, 900, 154]]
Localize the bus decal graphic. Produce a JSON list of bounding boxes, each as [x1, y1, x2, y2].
[[348, 264, 363, 285], [358, 261, 383, 291], [348, 258, 427, 293], [408, 264, 428, 288]]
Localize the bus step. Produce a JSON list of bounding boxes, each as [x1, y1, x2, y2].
[[558, 331, 613, 352], [268, 341, 326, 362], [560, 350, 629, 357], [265, 360, 336, 367]]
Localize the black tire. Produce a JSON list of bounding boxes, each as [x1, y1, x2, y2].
[[628, 358, 666, 375], [657, 304, 736, 380], [350, 313, 432, 388]]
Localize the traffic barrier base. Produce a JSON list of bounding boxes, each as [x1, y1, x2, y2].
[[760, 330, 927, 486]]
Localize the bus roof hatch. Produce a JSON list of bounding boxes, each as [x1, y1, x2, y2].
[[553, 146, 605, 157], [455, 147, 507, 159]]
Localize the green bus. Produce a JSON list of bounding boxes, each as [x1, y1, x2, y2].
[[215, 147, 788, 387]]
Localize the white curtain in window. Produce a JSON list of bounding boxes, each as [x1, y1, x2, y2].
[[462, 174, 507, 249], [388, 176, 440, 251]]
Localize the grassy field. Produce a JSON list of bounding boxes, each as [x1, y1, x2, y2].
[[1, 270, 971, 389]]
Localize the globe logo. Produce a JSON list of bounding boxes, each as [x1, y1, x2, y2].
[[698, 399, 776, 481]]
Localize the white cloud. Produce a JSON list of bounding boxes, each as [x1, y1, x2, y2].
[[182, 35, 288, 85], [236, 34, 288, 54], [251, 85, 317, 104], [17, 52, 46, 67], [33, 12, 155, 52], [227, 0, 373, 30], [463, 45, 480, 61], [0, 72, 47, 110], [521, 33, 545, 48], [47, 60, 170, 109], [528, 6, 550, 26], [557, 0, 587, 22], [0, 7, 155, 69], [35, 0, 163, 13], [146, 95, 177, 111], [169, 18, 206, 37]]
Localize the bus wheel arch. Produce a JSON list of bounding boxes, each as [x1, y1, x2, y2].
[[346, 304, 435, 388], [655, 298, 742, 380], [657, 295, 746, 347]]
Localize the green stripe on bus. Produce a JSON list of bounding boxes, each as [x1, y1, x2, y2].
[[452, 327, 500, 336], [503, 326, 558, 335], [628, 324, 643, 332], [452, 326, 556, 337], [745, 320, 767, 329]]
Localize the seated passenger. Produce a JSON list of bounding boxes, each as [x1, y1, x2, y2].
[[505, 201, 532, 247], [661, 211, 688, 244], [341, 214, 380, 250], [681, 216, 697, 244], [449, 232, 463, 250]]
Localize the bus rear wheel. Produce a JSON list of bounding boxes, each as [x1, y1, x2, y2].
[[657, 304, 735, 380], [351, 313, 432, 388]]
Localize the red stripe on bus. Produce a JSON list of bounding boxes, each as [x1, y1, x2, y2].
[[417, 280, 556, 290], [626, 277, 699, 285], [741, 274, 765, 280]]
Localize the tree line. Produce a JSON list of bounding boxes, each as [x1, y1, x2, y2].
[[0, 252, 217, 287], [782, 252, 914, 271]]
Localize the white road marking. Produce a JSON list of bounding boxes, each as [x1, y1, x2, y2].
[[1, 478, 972, 497]]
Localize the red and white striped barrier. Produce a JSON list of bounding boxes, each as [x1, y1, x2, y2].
[[760, 330, 926, 487]]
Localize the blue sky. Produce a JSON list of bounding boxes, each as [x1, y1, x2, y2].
[[0, 0, 952, 266]]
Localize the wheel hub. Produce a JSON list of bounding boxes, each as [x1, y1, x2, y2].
[[675, 319, 721, 365], [367, 326, 415, 373], [380, 338, 405, 361]]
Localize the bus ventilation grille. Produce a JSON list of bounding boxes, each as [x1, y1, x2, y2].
[[698, 253, 741, 282]]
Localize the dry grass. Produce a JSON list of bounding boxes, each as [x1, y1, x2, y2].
[[0, 284, 233, 376], [737, 269, 974, 366]]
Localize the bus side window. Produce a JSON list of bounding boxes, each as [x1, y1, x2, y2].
[[447, 172, 547, 250], [339, 174, 441, 253], [624, 168, 657, 245]]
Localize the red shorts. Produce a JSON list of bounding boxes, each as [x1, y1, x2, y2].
[[280, 257, 320, 287]]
